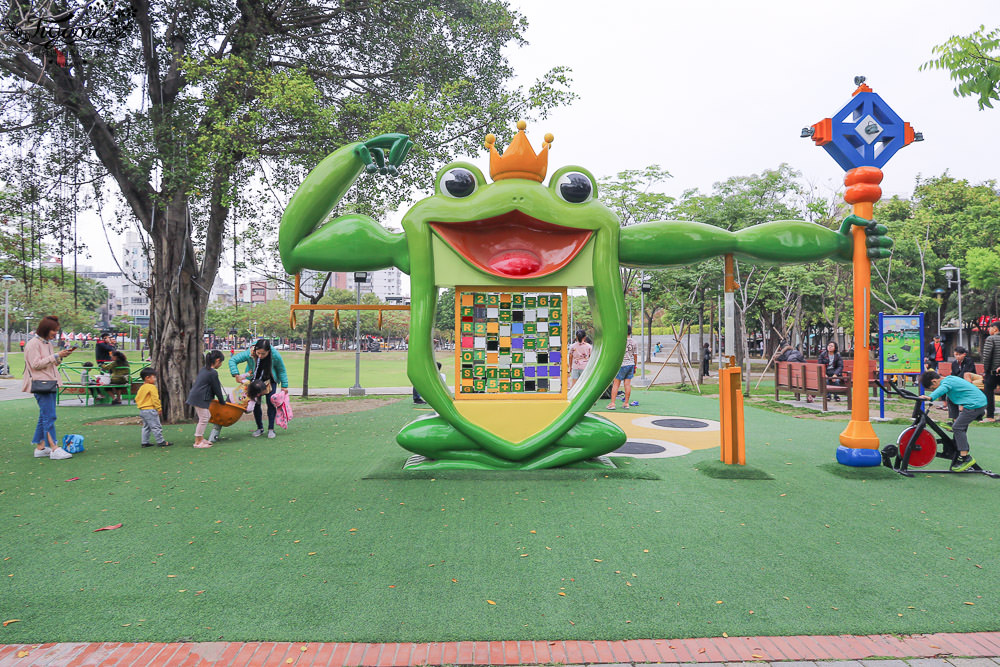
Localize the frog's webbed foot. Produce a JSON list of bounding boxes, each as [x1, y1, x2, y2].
[[396, 412, 626, 471], [518, 413, 626, 470], [396, 414, 522, 470], [356, 133, 413, 175]]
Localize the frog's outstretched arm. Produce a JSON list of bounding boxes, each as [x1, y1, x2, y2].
[[279, 134, 414, 275], [618, 215, 892, 267]]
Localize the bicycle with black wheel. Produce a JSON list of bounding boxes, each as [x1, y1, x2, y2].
[[877, 378, 1000, 478]]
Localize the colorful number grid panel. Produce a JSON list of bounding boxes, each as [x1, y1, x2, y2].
[[456, 290, 565, 397]]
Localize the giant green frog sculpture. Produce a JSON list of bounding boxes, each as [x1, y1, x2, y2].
[[279, 123, 890, 470]]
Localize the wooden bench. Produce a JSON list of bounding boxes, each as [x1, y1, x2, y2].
[[774, 361, 850, 412]]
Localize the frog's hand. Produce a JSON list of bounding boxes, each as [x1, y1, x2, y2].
[[836, 214, 893, 262], [279, 135, 413, 275], [619, 219, 876, 267]]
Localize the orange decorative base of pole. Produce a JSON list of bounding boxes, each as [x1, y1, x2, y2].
[[837, 166, 882, 465]]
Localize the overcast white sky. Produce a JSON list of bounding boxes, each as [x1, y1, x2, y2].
[[76, 1, 1000, 287]]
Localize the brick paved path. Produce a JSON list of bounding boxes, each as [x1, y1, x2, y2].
[[2, 632, 999, 666]]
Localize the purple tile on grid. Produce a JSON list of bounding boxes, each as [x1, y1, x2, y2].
[[549, 365, 560, 377], [549, 351, 561, 363], [524, 367, 535, 378], [511, 338, 523, 349]]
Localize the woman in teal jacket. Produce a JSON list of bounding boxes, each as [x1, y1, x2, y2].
[[229, 339, 289, 438]]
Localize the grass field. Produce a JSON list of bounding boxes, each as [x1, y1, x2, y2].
[[2, 350, 455, 389], [2, 389, 1000, 644]]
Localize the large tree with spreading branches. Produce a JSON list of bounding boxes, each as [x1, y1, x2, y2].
[[0, 0, 573, 420]]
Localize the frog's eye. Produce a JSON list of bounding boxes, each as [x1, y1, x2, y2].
[[556, 171, 593, 203], [439, 168, 478, 198]]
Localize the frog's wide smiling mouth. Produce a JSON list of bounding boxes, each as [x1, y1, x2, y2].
[[430, 211, 592, 278]]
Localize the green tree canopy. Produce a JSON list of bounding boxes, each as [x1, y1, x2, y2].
[[923, 25, 1000, 110]]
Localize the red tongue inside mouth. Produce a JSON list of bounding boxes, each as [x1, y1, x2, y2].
[[488, 250, 541, 276]]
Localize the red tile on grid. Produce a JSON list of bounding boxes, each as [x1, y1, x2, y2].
[[680, 638, 712, 662], [329, 643, 353, 667], [342, 643, 366, 666], [106, 642, 154, 667], [359, 643, 384, 667], [712, 636, 744, 662], [222, 643, 260, 667], [394, 643, 418, 666], [961, 632, 1000, 656], [696, 638, 725, 662], [751, 636, 788, 661], [246, 641, 278, 667], [65, 641, 108, 667], [500, 641, 520, 665], [423, 643, 444, 666], [974, 632, 1000, 654], [617, 639, 642, 662], [212, 642, 246, 667], [455, 642, 474, 665], [562, 640, 585, 664], [303, 642, 335, 667], [371, 643, 395, 667], [466, 641, 485, 665], [608, 640, 631, 662], [530, 641, 552, 664], [151, 643, 191, 667], [440, 643, 458, 665], [264, 643, 296, 666], [546, 641, 568, 664], [948, 632, 995, 656]]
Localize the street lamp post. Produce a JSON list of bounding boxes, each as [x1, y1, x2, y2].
[[640, 276, 652, 382], [932, 287, 946, 338], [350, 272, 368, 397], [2, 275, 14, 376], [941, 264, 963, 348]]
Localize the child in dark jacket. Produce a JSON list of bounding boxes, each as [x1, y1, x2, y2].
[[185, 350, 227, 448]]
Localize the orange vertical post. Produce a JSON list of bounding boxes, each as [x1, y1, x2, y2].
[[838, 166, 882, 451], [719, 366, 745, 465]]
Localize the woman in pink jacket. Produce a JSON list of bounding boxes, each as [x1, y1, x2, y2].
[[22, 316, 77, 459]]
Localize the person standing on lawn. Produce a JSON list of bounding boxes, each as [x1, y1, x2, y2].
[[925, 334, 945, 371], [919, 369, 985, 472], [23, 316, 77, 459], [981, 321, 1000, 423], [567, 329, 592, 390], [186, 350, 228, 448], [229, 339, 289, 438], [135, 367, 172, 448], [606, 325, 637, 410]]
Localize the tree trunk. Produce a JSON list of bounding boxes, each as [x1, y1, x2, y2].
[[150, 200, 207, 423]]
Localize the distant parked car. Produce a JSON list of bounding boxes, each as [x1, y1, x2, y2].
[[275, 343, 289, 350], [311, 343, 322, 350]]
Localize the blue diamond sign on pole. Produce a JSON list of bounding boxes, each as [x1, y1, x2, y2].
[[803, 77, 922, 172]]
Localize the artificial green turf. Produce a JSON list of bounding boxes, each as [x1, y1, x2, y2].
[[2, 391, 1000, 644]]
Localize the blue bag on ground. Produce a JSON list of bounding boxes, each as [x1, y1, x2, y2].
[[62, 434, 85, 454]]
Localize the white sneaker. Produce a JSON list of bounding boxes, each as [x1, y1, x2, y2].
[[49, 446, 73, 460], [267, 430, 276, 439], [33, 447, 52, 458], [252, 429, 264, 437]]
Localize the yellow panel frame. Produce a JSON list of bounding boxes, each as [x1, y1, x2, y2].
[[289, 273, 410, 329]]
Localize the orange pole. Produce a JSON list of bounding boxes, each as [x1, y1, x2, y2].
[[719, 366, 745, 465], [838, 167, 882, 451]]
